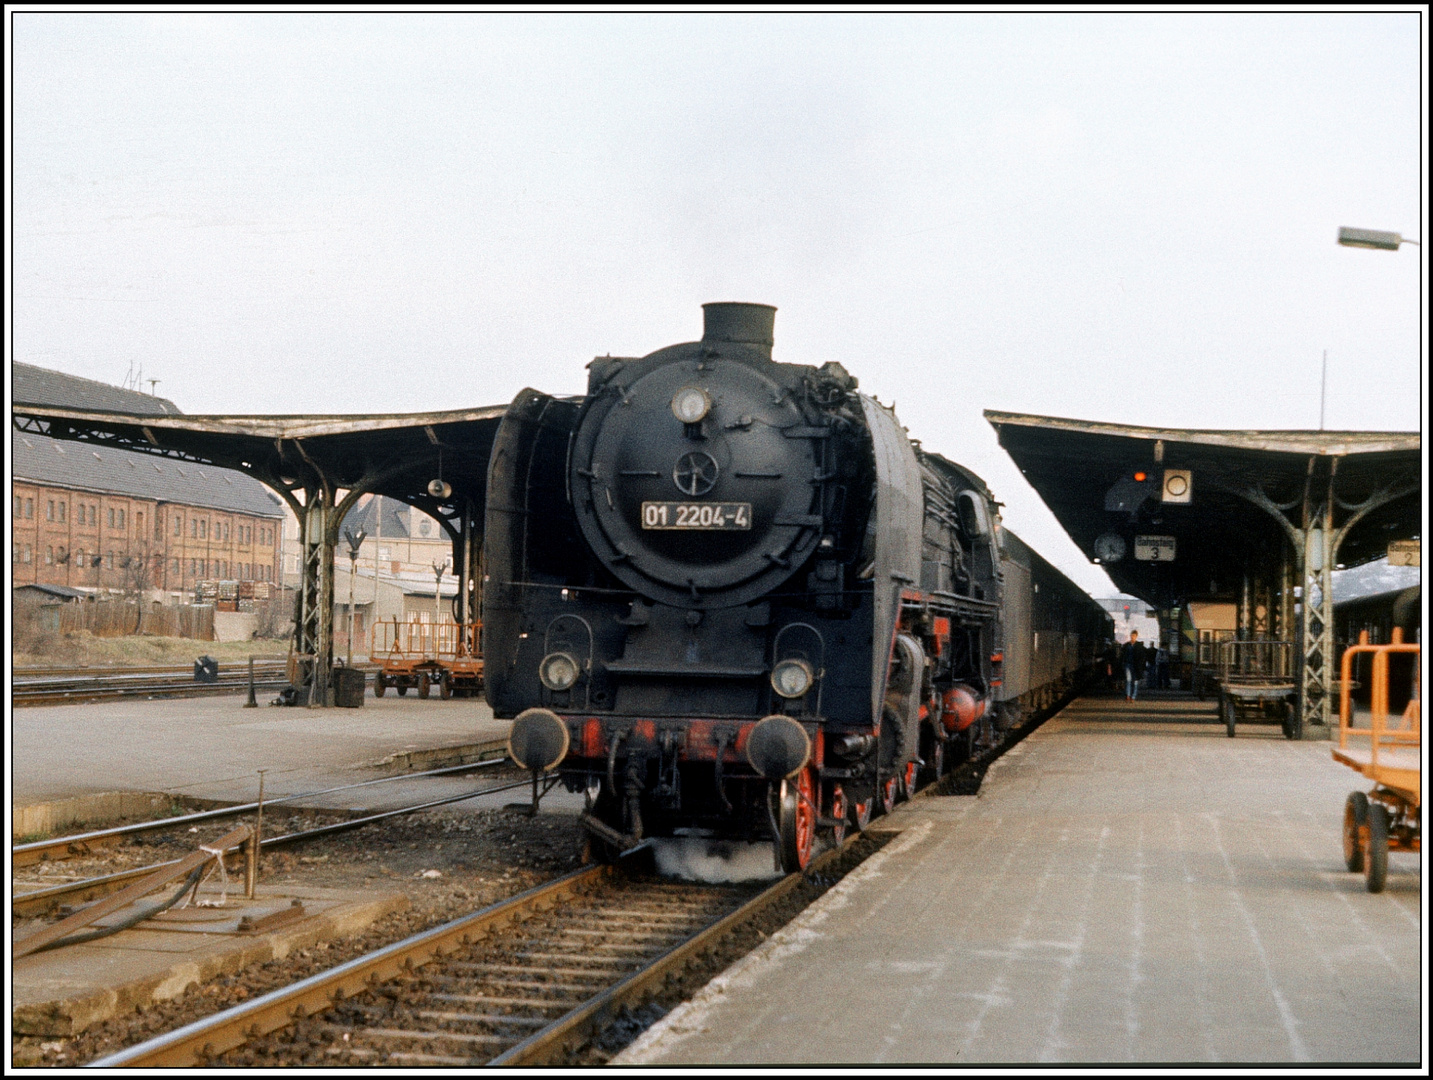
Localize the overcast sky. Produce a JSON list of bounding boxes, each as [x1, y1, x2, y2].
[[9, 11, 1426, 596]]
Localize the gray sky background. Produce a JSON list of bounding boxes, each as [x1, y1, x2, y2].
[[9, 11, 1426, 597]]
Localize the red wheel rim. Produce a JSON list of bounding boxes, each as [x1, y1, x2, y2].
[[829, 784, 847, 845], [881, 777, 897, 815], [853, 799, 871, 832], [904, 761, 918, 799], [794, 767, 815, 869]]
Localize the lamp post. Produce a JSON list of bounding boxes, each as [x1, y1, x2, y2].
[[432, 558, 449, 660], [343, 528, 366, 667], [1337, 226, 1420, 250]]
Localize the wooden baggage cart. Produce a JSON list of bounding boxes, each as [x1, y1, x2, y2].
[[1216, 639, 1298, 739], [1333, 632, 1420, 893]]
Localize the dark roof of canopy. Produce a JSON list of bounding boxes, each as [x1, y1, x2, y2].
[[985, 410, 1421, 607], [11, 402, 509, 519]]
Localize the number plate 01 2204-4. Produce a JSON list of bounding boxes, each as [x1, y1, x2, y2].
[[641, 502, 751, 530]]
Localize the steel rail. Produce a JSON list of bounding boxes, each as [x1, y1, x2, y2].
[[13, 661, 379, 706], [13, 660, 292, 679], [13, 745, 510, 866], [492, 838, 849, 1066], [85, 836, 857, 1069], [86, 866, 610, 1068], [13, 775, 533, 917]]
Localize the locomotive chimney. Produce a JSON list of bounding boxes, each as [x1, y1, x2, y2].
[[701, 302, 776, 359]]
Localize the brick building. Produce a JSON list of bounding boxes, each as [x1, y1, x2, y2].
[[11, 362, 284, 598]]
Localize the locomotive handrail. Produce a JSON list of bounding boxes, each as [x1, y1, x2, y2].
[[773, 622, 826, 715], [545, 613, 594, 710]]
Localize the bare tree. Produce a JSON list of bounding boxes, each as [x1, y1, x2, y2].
[[121, 546, 155, 633]]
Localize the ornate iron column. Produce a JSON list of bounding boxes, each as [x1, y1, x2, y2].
[[1298, 465, 1335, 729]]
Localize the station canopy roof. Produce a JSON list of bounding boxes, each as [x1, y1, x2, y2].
[[984, 411, 1421, 607], [10, 401, 509, 522]]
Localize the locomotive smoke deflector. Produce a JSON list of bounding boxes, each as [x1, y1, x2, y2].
[[701, 302, 777, 359]]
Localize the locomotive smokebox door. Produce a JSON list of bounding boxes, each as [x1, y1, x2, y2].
[[567, 304, 827, 609]]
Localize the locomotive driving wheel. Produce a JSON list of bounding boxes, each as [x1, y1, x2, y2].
[[827, 783, 847, 847], [778, 766, 817, 873], [902, 761, 919, 801], [879, 775, 898, 817], [849, 793, 872, 833], [922, 739, 945, 785]]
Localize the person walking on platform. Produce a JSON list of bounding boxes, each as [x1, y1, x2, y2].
[[1122, 631, 1147, 701]]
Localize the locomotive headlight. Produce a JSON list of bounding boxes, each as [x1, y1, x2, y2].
[[538, 652, 580, 692], [770, 659, 814, 699], [671, 386, 711, 424]]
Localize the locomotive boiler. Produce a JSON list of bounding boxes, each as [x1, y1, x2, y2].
[[486, 303, 1106, 871]]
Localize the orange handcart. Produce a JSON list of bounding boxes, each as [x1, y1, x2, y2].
[[1333, 631, 1420, 893]]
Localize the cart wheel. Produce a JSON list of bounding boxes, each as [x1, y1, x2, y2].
[[397, 683, 408, 696], [1281, 700, 1301, 740], [439, 675, 452, 700], [373, 675, 386, 698], [418, 675, 430, 700], [1224, 695, 1237, 738], [1365, 802, 1390, 893], [1343, 791, 1369, 872]]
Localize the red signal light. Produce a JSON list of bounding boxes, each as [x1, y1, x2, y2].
[[1133, 471, 1147, 482]]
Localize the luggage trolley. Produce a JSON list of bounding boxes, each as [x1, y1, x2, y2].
[[436, 620, 484, 699], [1216, 639, 1299, 739], [1333, 631, 1421, 893], [370, 618, 445, 699]]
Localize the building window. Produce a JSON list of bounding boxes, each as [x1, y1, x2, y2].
[[175, 516, 183, 536], [171, 558, 179, 575], [191, 519, 198, 538], [24, 544, 32, 563], [108, 508, 115, 528], [47, 500, 54, 521], [58, 502, 66, 523], [107, 551, 115, 570], [46, 546, 53, 565], [200, 520, 208, 540], [118, 509, 126, 529], [12, 496, 19, 518], [26, 498, 34, 519]]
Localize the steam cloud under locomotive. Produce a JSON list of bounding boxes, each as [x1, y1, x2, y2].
[[491, 303, 1111, 872]]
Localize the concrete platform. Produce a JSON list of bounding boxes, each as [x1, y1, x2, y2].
[[617, 694, 1424, 1066], [10, 691, 520, 815], [12, 883, 407, 1036]]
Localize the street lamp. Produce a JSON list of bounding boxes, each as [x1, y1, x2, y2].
[[432, 558, 450, 656], [343, 528, 366, 666], [1337, 227, 1420, 251]]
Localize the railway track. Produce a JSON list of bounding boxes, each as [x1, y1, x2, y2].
[[86, 840, 863, 1068], [12, 661, 306, 706], [13, 753, 519, 917]]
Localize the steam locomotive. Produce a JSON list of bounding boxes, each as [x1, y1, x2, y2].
[[487, 303, 1111, 871]]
